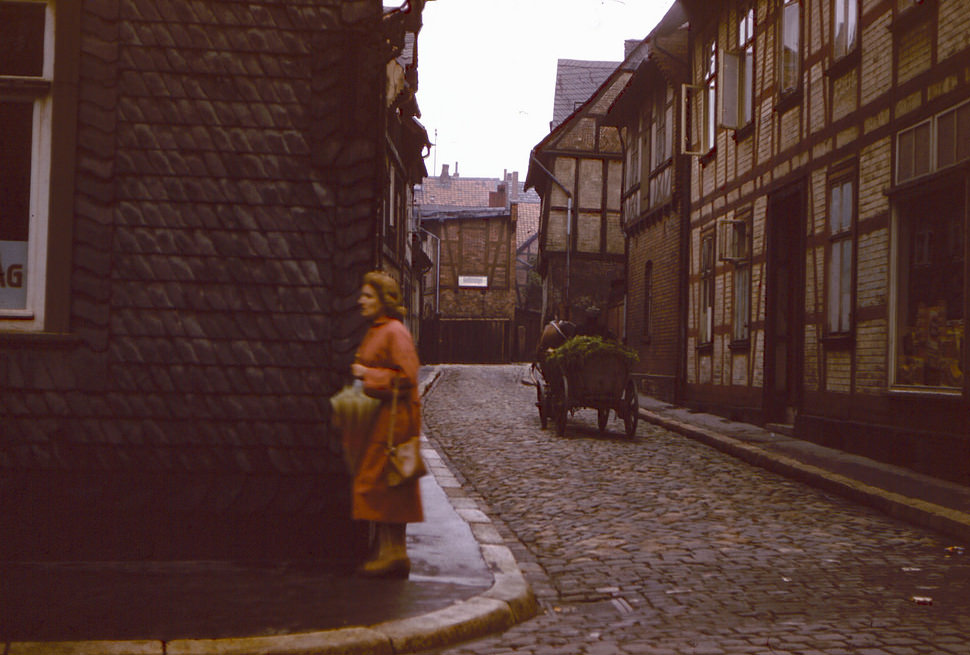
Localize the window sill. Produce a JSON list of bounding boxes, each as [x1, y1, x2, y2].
[[825, 48, 860, 79], [821, 333, 854, 350], [696, 341, 713, 354], [728, 338, 750, 352], [888, 385, 962, 399], [774, 87, 802, 114], [733, 123, 755, 143], [0, 331, 81, 347], [699, 148, 717, 168], [890, 0, 937, 33]]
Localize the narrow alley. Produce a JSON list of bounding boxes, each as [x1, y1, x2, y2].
[[422, 365, 970, 655]]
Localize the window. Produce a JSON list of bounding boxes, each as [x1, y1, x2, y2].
[[833, 0, 859, 60], [719, 213, 752, 342], [0, 0, 51, 325], [699, 231, 715, 344], [896, 101, 970, 184], [624, 112, 642, 219], [897, 119, 932, 182], [827, 177, 854, 335], [779, 0, 800, 95], [703, 39, 717, 153], [642, 261, 652, 341], [683, 39, 718, 156], [894, 188, 964, 390], [652, 86, 672, 169], [649, 86, 674, 207], [936, 103, 970, 170], [722, 6, 755, 130]]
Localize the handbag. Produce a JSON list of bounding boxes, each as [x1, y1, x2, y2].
[[384, 377, 428, 487]]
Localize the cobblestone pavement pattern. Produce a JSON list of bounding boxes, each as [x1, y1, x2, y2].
[[421, 365, 970, 655]]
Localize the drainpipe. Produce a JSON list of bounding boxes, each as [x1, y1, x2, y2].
[[529, 153, 574, 319]]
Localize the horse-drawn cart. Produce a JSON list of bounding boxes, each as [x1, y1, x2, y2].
[[531, 336, 639, 438]]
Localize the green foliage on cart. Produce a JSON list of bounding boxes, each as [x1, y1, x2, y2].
[[545, 336, 639, 371]]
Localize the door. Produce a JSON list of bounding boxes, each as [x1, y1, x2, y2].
[[765, 185, 805, 424]]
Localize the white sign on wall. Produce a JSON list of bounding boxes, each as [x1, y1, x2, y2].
[[0, 240, 28, 310], [458, 275, 488, 288]]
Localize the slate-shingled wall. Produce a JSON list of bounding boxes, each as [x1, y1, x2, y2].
[[0, 0, 386, 560]]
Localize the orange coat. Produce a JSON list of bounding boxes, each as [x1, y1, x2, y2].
[[345, 317, 424, 523]]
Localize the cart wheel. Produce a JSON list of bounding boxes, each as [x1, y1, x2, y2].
[[555, 375, 569, 437], [597, 407, 610, 433], [537, 383, 548, 429], [623, 380, 639, 438]]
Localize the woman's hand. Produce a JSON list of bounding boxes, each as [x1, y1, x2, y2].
[[351, 363, 367, 379]]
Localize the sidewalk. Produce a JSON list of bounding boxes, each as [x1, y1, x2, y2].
[[3, 370, 968, 655], [0, 369, 539, 655], [638, 393, 970, 545]]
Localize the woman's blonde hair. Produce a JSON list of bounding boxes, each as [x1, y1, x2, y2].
[[363, 270, 406, 320]]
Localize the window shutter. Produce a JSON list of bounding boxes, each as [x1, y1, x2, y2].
[[720, 51, 739, 130]]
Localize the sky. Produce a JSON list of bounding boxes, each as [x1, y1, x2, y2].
[[414, 0, 676, 180]]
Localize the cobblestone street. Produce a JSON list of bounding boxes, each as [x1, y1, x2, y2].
[[421, 365, 970, 655]]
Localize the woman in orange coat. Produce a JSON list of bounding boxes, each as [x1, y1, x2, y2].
[[346, 270, 424, 577]]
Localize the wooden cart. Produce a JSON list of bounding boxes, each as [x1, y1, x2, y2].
[[532, 349, 639, 438]]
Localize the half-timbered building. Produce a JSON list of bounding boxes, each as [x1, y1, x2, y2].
[[679, 0, 970, 484], [605, 11, 692, 403], [415, 167, 536, 362], [526, 58, 622, 331]]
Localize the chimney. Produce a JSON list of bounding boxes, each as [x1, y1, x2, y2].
[[625, 39, 641, 59], [453, 161, 459, 177], [489, 182, 508, 208], [440, 163, 449, 178]]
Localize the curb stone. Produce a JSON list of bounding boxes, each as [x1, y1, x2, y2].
[[639, 407, 970, 544]]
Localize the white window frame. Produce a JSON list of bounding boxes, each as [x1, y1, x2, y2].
[[703, 39, 717, 153], [681, 39, 717, 156], [699, 231, 715, 344], [0, 0, 53, 331], [652, 85, 672, 169], [827, 177, 855, 336], [722, 6, 755, 130], [897, 101, 970, 184], [833, 0, 859, 60], [779, 0, 801, 95]]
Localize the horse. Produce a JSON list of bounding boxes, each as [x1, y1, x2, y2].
[[535, 319, 576, 365]]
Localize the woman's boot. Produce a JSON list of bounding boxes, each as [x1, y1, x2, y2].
[[359, 523, 410, 578]]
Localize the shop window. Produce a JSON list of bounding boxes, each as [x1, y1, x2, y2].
[[894, 187, 964, 390], [778, 0, 801, 96], [699, 231, 715, 344], [0, 0, 52, 328], [827, 177, 855, 336], [833, 0, 859, 61]]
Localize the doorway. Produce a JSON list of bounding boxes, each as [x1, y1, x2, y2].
[[765, 184, 805, 425]]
